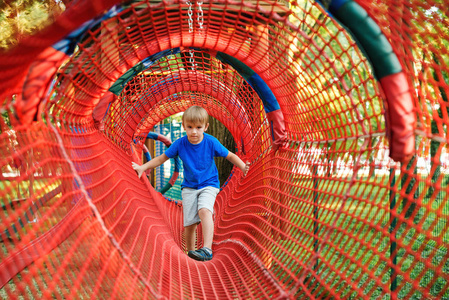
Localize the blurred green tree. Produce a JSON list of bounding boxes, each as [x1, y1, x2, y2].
[[0, 0, 66, 51]]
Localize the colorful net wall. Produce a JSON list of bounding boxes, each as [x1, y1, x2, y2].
[[1, 0, 448, 299], [154, 122, 185, 200]]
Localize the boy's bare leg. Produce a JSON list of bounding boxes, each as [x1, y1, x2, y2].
[[185, 224, 197, 251], [198, 208, 213, 249]]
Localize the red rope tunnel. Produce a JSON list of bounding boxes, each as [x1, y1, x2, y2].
[[0, 0, 448, 299]]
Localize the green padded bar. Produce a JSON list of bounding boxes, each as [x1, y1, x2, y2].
[[333, 1, 402, 78]]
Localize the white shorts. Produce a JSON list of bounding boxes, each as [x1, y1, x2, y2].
[[182, 186, 220, 227]]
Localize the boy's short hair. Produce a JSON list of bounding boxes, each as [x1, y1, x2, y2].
[[182, 105, 209, 125]]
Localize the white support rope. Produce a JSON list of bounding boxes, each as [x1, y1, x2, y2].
[[186, 0, 204, 71], [197, 1, 204, 30], [186, 0, 194, 33]]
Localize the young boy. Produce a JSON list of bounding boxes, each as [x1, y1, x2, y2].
[[132, 105, 249, 261]]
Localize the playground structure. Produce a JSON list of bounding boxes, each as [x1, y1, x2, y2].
[[0, 0, 448, 298]]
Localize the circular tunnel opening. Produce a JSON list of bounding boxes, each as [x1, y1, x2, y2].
[[45, 4, 388, 292]]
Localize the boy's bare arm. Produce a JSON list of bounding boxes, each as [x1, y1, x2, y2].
[[132, 153, 169, 179], [226, 152, 250, 176]]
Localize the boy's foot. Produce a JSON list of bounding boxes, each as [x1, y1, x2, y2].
[[188, 247, 213, 261]]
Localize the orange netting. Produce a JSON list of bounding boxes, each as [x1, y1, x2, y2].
[[1, 0, 448, 299]]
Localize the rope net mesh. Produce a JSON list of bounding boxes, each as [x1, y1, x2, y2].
[[0, 0, 448, 299]]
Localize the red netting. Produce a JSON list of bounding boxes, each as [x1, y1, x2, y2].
[[1, 0, 448, 299]]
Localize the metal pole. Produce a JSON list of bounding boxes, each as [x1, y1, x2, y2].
[[389, 167, 397, 299], [313, 163, 319, 271]]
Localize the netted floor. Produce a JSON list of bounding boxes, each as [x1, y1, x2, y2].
[[1, 0, 449, 299]]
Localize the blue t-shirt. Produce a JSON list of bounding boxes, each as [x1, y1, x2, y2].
[[164, 133, 229, 189]]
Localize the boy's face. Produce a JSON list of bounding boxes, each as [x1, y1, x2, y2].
[[183, 120, 209, 144]]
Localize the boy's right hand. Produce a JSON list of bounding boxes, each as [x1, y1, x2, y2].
[[243, 161, 250, 176], [132, 162, 144, 179]]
